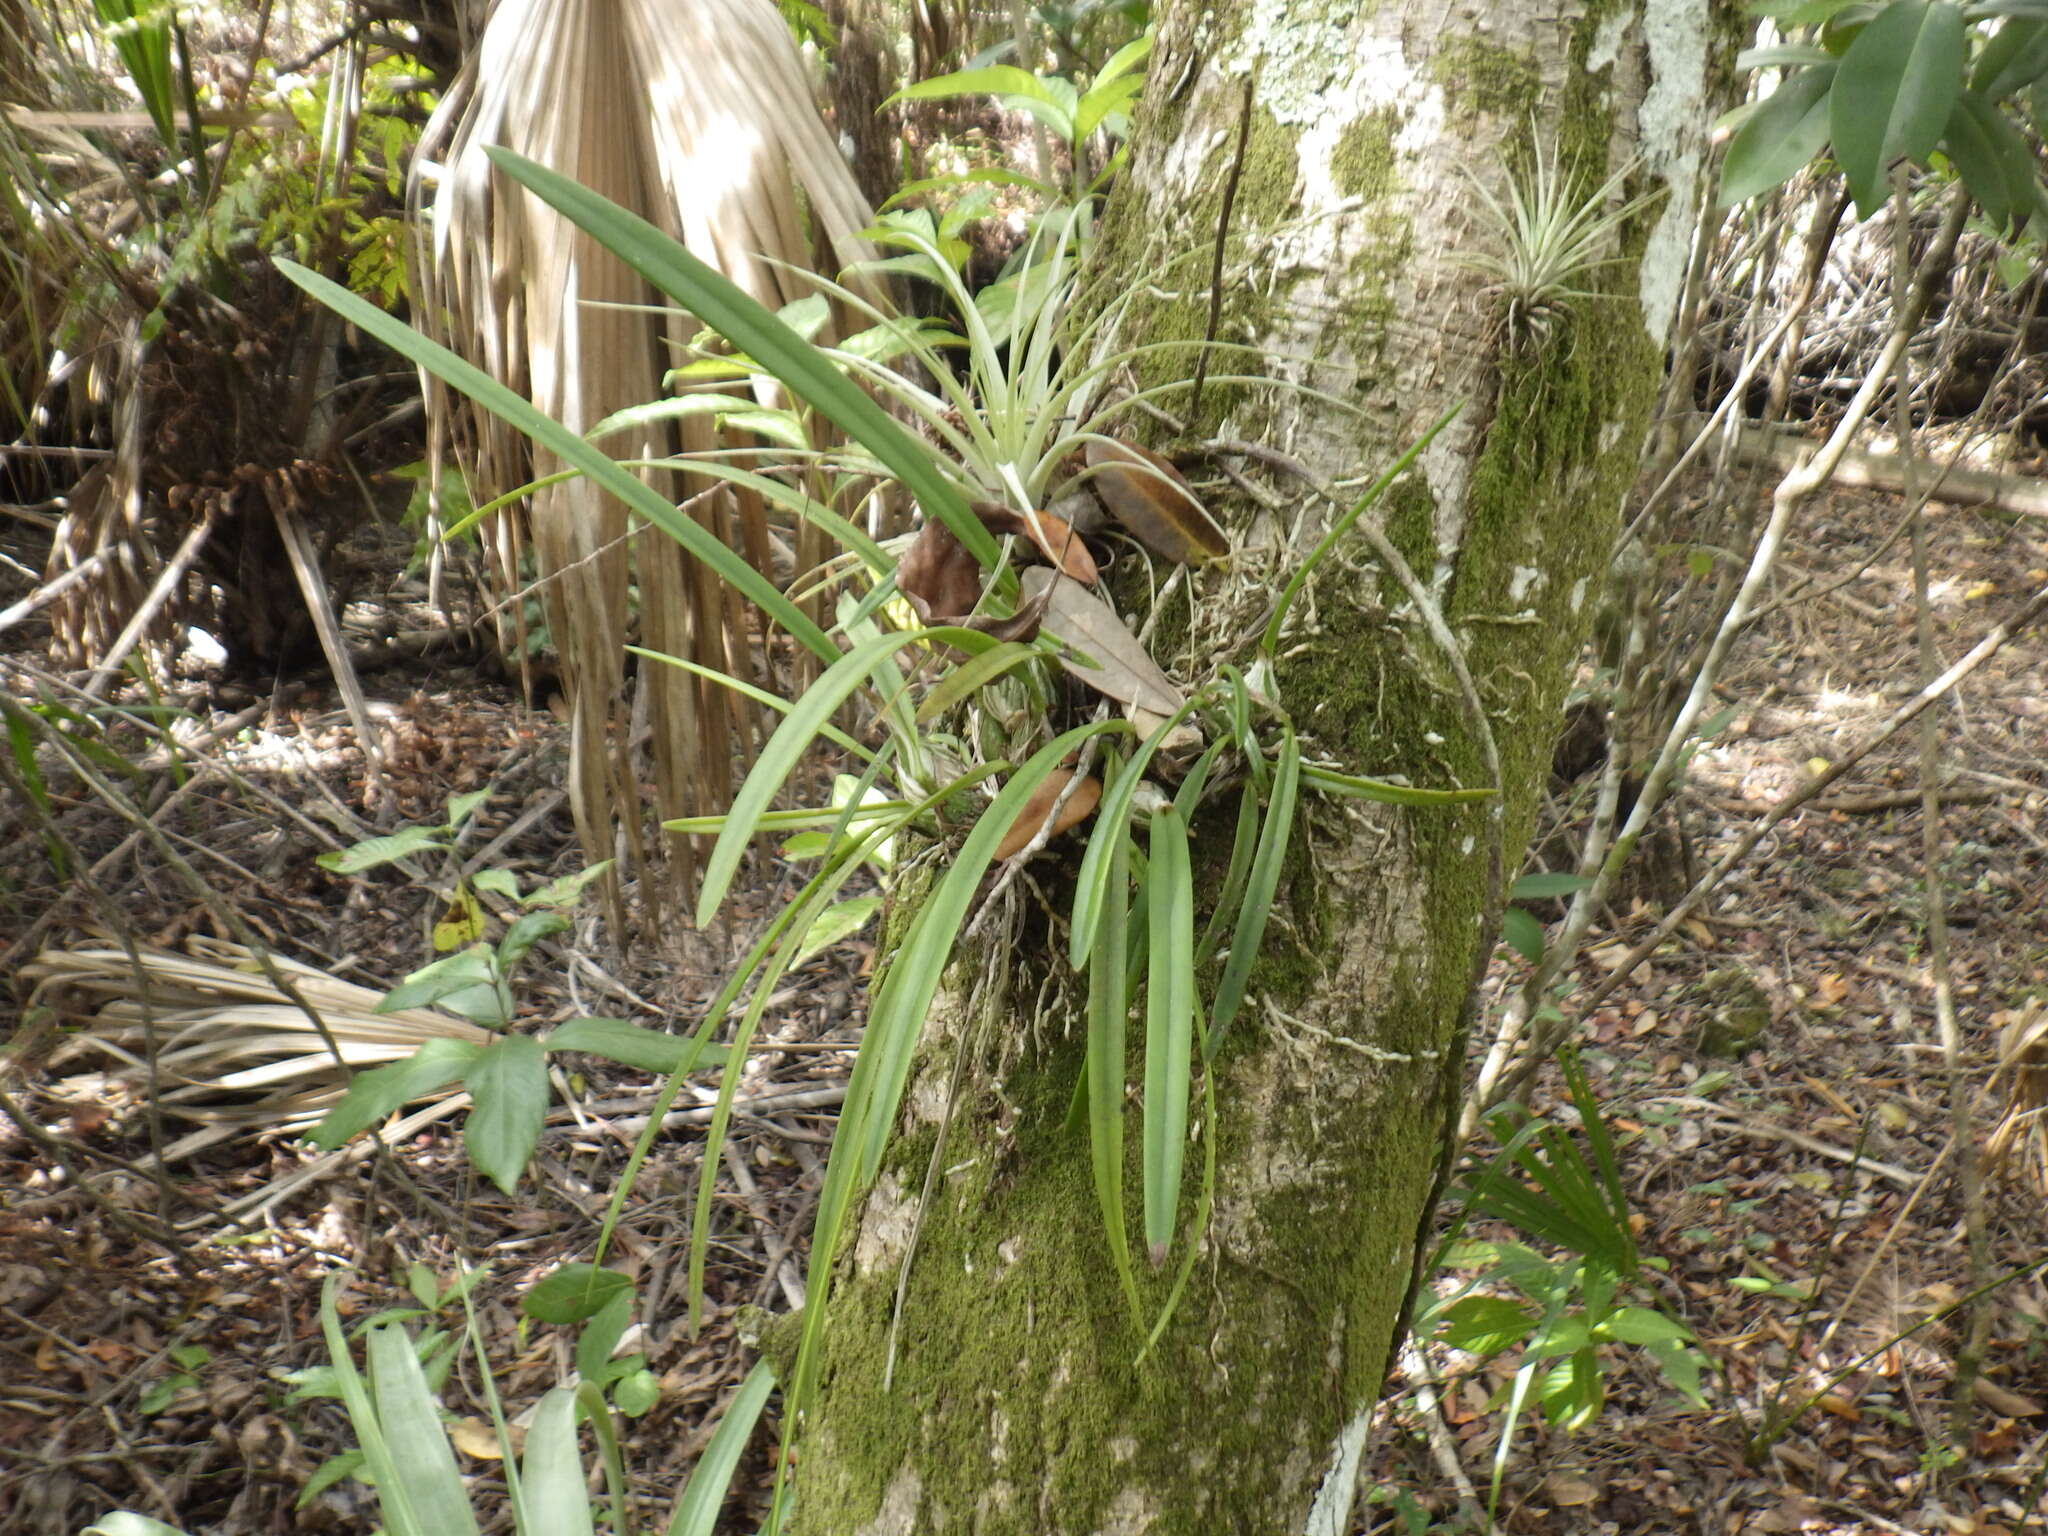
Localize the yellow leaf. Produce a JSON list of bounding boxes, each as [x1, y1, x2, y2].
[[451, 1416, 507, 1459], [1964, 580, 1997, 601], [1806, 757, 1830, 777], [434, 887, 485, 952]]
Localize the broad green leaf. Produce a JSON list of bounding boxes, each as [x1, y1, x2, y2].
[[1207, 726, 1300, 1057], [1142, 805, 1197, 1267], [446, 788, 490, 831], [1830, 0, 1967, 215], [543, 1017, 729, 1074], [472, 867, 523, 901], [522, 859, 615, 908], [1076, 71, 1147, 142], [480, 150, 996, 570], [1599, 1305, 1694, 1345], [1438, 1294, 1539, 1355], [366, 1322, 482, 1535], [275, 260, 838, 665], [612, 1369, 660, 1416], [1974, 15, 2048, 99], [1645, 1336, 1710, 1406], [788, 895, 882, 969], [1087, 812, 1141, 1318], [574, 1287, 634, 1384], [304, 1036, 482, 1149], [1501, 906, 1546, 964], [1736, 42, 1837, 68], [1719, 66, 1836, 206], [1942, 88, 2041, 230], [1094, 29, 1155, 89], [463, 1034, 547, 1195], [666, 1360, 774, 1536], [498, 909, 570, 970], [520, 1388, 596, 1536], [377, 945, 503, 1023], [523, 1264, 634, 1326], [316, 824, 446, 873]]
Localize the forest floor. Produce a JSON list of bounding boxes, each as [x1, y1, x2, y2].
[[1, 469, 2046, 1536]]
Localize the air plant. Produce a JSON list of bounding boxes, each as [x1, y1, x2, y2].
[[1456, 132, 1664, 346]]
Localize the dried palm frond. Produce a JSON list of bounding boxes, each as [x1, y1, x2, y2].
[[1987, 999, 2048, 1191], [411, 0, 882, 913], [24, 937, 491, 1162]]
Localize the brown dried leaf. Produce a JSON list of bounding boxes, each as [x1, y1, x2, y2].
[[1084, 439, 1229, 564], [995, 769, 1102, 860], [897, 520, 982, 622], [1020, 567, 1184, 716], [970, 500, 1098, 583]]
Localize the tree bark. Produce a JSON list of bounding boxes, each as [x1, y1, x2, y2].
[[792, 2, 1722, 1530]]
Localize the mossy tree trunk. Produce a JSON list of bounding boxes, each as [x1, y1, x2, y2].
[[790, 2, 1721, 1530]]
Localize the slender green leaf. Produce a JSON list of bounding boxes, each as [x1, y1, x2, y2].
[[305, 1037, 483, 1150], [1830, 0, 1967, 214], [666, 1361, 774, 1536], [789, 895, 882, 968], [1143, 805, 1197, 1266], [1973, 15, 2048, 99], [698, 628, 957, 925], [1087, 816, 1141, 1318], [914, 639, 1045, 721], [1069, 701, 1200, 970], [1207, 726, 1300, 1057], [464, 1035, 547, 1195], [1195, 777, 1263, 968], [1262, 405, 1461, 660], [857, 721, 1130, 1184], [481, 149, 996, 569], [1301, 763, 1495, 806], [274, 259, 837, 663], [1510, 871, 1593, 899]]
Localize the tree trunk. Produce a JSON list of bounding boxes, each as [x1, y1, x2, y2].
[[792, 2, 1722, 1530]]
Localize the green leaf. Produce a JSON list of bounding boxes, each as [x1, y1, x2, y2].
[[914, 639, 1045, 722], [477, 151, 995, 571], [1721, 67, 1837, 205], [382, 946, 506, 1027], [1645, 1336, 1710, 1406], [1830, 0, 1967, 215], [1142, 805, 1197, 1268], [446, 788, 491, 832], [523, 1264, 635, 1326], [1438, 1294, 1539, 1355], [856, 722, 1127, 1185], [1974, 15, 2048, 99], [698, 628, 959, 926], [1510, 871, 1592, 900], [1501, 906, 1546, 964], [316, 824, 447, 874], [1298, 763, 1494, 806], [520, 1388, 596, 1536], [575, 1287, 634, 1384], [1599, 1305, 1695, 1345], [1086, 815, 1141, 1318], [472, 867, 522, 901], [788, 895, 882, 969], [612, 1368, 661, 1416], [463, 1034, 547, 1195], [273, 259, 838, 666], [304, 1036, 482, 1149], [666, 1360, 774, 1536], [522, 860, 614, 908], [1069, 703, 1199, 970], [366, 1323, 482, 1536], [498, 910, 570, 970], [543, 1017, 728, 1074], [1942, 88, 2041, 230], [1207, 726, 1300, 1057], [295, 1450, 365, 1507]]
